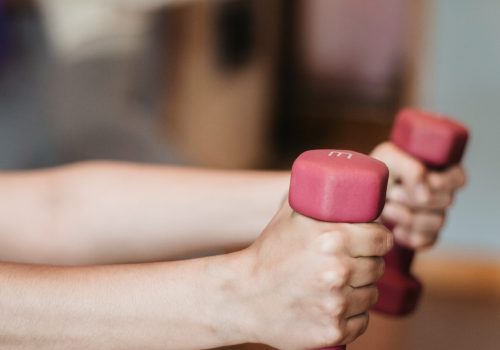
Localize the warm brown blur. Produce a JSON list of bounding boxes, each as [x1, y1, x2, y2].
[[1, 0, 499, 349]]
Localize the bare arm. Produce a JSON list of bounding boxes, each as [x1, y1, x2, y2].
[[0, 202, 392, 350], [0, 162, 289, 264], [0, 253, 251, 350]]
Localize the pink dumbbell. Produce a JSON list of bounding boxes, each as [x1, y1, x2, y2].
[[374, 108, 469, 315], [289, 149, 389, 350]]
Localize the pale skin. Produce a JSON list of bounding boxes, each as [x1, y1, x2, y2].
[[0, 142, 465, 349], [371, 142, 467, 249], [0, 163, 291, 265], [0, 143, 466, 264], [0, 196, 391, 349]]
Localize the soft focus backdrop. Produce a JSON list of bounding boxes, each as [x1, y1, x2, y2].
[[0, 1, 499, 349]]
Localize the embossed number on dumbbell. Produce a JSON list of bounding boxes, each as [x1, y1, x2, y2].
[[328, 151, 353, 159]]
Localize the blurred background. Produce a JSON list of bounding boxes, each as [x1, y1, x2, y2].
[[0, 0, 499, 349]]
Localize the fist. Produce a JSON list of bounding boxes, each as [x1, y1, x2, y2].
[[371, 142, 466, 249], [241, 202, 393, 350]]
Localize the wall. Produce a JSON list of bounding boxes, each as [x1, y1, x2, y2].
[[417, 0, 500, 257]]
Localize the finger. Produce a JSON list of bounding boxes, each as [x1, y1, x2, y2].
[[392, 225, 414, 248], [383, 204, 445, 249], [428, 165, 466, 192], [412, 230, 439, 249], [317, 260, 351, 290], [341, 223, 393, 258], [386, 184, 412, 205], [393, 225, 439, 250], [340, 312, 370, 345], [316, 311, 369, 348], [381, 201, 413, 228], [312, 231, 346, 255], [343, 285, 378, 318], [387, 185, 454, 210], [348, 257, 385, 288], [371, 142, 427, 194], [412, 210, 446, 233]]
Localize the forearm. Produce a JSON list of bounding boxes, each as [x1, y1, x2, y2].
[[0, 252, 252, 350], [0, 162, 289, 264]]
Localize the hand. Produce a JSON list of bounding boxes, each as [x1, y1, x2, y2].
[[371, 142, 466, 249], [238, 201, 393, 349]]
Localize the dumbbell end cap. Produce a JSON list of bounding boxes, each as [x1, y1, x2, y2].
[[373, 267, 423, 316], [289, 150, 389, 223], [392, 108, 469, 168]]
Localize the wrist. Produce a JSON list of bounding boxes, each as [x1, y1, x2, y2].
[[206, 249, 257, 346]]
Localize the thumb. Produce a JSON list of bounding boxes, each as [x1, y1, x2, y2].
[[371, 142, 430, 203]]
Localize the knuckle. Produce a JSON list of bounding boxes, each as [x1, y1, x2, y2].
[[322, 298, 337, 314], [336, 228, 350, 248], [334, 298, 349, 316], [313, 232, 343, 254], [332, 253, 350, 270], [334, 266, 350, 287], [320, 259, 351, 288], [323, 297, 346, 317], [319, 269, 347, 288], [317, 324, 344, 348]]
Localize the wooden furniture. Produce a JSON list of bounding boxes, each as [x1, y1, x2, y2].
[[163, 0, 282, 169]]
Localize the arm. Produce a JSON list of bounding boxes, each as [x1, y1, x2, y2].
[[0, 201, 392, 350], [0, 254, 249, 350], [0, 162, 289, 264]]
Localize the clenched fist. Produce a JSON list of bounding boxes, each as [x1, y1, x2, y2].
[[371, 142, 466, 249], [235, 201, 393, 349]]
